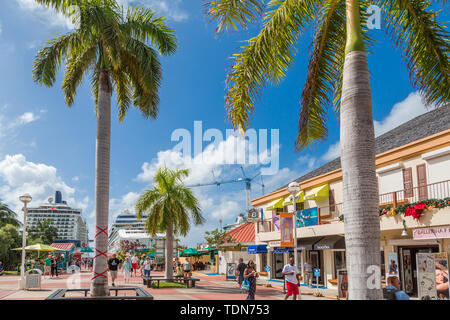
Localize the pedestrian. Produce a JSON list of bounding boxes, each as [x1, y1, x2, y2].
[[122, 257, 132, 284], [383, 276, 410, 300], [236, 258, 246, 288], [131, 254, 139, 277], [244, 260, 258, 300], [143, 257, 152, 278], [283, 256, 301, 300], [303, 258, 313, 288], [44, 255, 52, 278], [50, 255, 58, 278], [107, 254, 121, 287], [183, 259, 192, 278], [140, 255, 145, 276], [176, 262, 183, 277], [0, 261, 4, 276]]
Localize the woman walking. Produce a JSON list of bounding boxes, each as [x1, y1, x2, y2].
[[244, 260, 259, 300], [122, 257, 132, 284], [50, 255, 58, 279]]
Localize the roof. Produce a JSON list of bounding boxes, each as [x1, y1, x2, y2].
[[50, 243, 75, 251], [223, 222, 255, 244], [281, 104, 450, 189]]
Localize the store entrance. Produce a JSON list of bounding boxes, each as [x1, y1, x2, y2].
[[399, 246, 439, 297], [308, 250, 324, 285]]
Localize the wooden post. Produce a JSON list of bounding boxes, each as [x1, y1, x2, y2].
[[393, 192, 397, 208]]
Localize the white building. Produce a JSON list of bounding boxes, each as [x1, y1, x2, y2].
[[26, 191, 88, 245]]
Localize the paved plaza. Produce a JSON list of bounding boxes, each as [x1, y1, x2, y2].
[[0, 270, 340, 300]]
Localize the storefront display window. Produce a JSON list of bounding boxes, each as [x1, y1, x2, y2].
[[333, 251, 346, 278], [261, 253, 267, 272]]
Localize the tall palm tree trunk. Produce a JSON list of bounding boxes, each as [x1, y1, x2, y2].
[[340, 0, 382, 300], [165, 222, 174, 279], [90, 70, 112, 297]]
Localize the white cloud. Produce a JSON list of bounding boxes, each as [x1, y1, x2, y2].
[[106, 191, 141, 220], [0, 21, 2, 36], [374, 91, 431, 137], [0, 154, 88, 218], [118, 0, 188, 22], [320, 91, 431, 162], [0, 111, 40, 141], [18, 112, 38, 124], [16, 0, 76, 29]]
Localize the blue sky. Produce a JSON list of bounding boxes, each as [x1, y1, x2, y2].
[[0, 0, 448, 247]]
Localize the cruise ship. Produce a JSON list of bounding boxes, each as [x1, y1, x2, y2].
[[26, 191, 89, 245]]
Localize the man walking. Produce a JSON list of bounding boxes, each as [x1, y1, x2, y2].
[[43, 255, 52, 279], [107, 254, 121, 287], [282, 257, 301, 300], [303, 259, 313, 288], [236, 258, 246, 288], [143, 257, 152, 277]]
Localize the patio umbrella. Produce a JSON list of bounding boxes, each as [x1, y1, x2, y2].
[[13, 244, 61, 258]]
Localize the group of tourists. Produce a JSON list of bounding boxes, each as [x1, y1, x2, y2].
[[42, 255, 62, 279], [106, 253, 154, 286]]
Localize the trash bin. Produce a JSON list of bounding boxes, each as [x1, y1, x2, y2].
[[25, 269, 42, 290]]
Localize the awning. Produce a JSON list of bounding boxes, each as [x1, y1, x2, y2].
[[248, 245, 267, 254], [265, 198, 285, 211], [283, 191, 305, 206], [304, 184, 329, 201], [297, 237, 324, 250], [313, 235, 345, 250]]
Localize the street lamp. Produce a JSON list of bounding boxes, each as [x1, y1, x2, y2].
[[18, 193, 32, 290], [288, 182, 301, 268]]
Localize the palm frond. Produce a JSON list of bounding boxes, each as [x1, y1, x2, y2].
[[205, 0, 265, 33], [377, 0, 449, 106], [122, 7, 177, 55], [225, 0, 318, 132], [32, 32, 83, 87]]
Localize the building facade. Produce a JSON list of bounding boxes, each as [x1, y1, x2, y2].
[[26, 191, 89, 245], [250, 106, 450, 298]]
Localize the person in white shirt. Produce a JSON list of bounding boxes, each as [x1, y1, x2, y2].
[[282, 256, 301, 300], [131, 254, 139, 277], [143, 257, 152, 277]]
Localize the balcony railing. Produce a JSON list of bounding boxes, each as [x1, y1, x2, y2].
[[257, 179, 450, 233], [379, 179, 450, 208]]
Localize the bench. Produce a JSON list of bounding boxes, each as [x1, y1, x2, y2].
[[141, 275, 200, 288], [46, 287, 153, 300]]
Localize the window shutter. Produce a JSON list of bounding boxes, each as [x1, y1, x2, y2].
[[402, 168, 413, 198], [416, 164, 428, 201], [329, 189, 335, 212]]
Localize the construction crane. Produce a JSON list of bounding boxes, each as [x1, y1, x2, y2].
[[186, 166, 265, 212]]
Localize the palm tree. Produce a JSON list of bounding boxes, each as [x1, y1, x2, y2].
[[0, 202, 21, 228], [205, 0, 448, 299], [28, 219, 59, 245], [32, 0, 177, 296], [136, 168, 205, 280]]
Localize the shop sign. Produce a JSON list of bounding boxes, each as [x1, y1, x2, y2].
[[416, 253, 437, 300], [314, 268, 320, 277], [434, 253, 449, 300], [280, 213, 294, 247], [226, 263, 236, 280], [297, 207, 319, 227], [413, 226, 450, 240], [268, 241, 281, 248]]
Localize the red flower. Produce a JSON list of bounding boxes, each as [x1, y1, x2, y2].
[[404, 206, 415, 217], [414, 203, 427, 210]]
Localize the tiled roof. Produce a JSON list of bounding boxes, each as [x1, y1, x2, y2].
[[51, 243, 75, 251], [223, 222, 255, 243], [279, 104, 450, 189]]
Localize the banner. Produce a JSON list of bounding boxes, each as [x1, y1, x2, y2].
[[280, 212, 294, 247], [417, 253, 437, 300], [297, 207, 318, 227], [434, 252, 449, 299], [387, 253, 399, 277], [273, 215, 280, 231]]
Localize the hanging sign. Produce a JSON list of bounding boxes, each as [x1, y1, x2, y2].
[[416, 253, 437, 300], [280, 212, 294, 247]]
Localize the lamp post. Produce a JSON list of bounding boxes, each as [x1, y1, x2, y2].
[[18, 193, 32, 290], [288, 182, 301, 269]]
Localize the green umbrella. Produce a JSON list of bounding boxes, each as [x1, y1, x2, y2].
[[13, 243, 61, 258]]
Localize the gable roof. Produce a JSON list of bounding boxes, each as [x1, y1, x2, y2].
[[50, 242, 75, 251], [282, 104, 450, 189], [223, 222, 255, 244]]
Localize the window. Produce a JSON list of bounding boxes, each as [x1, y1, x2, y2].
[[260, 254, 267, 272]]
